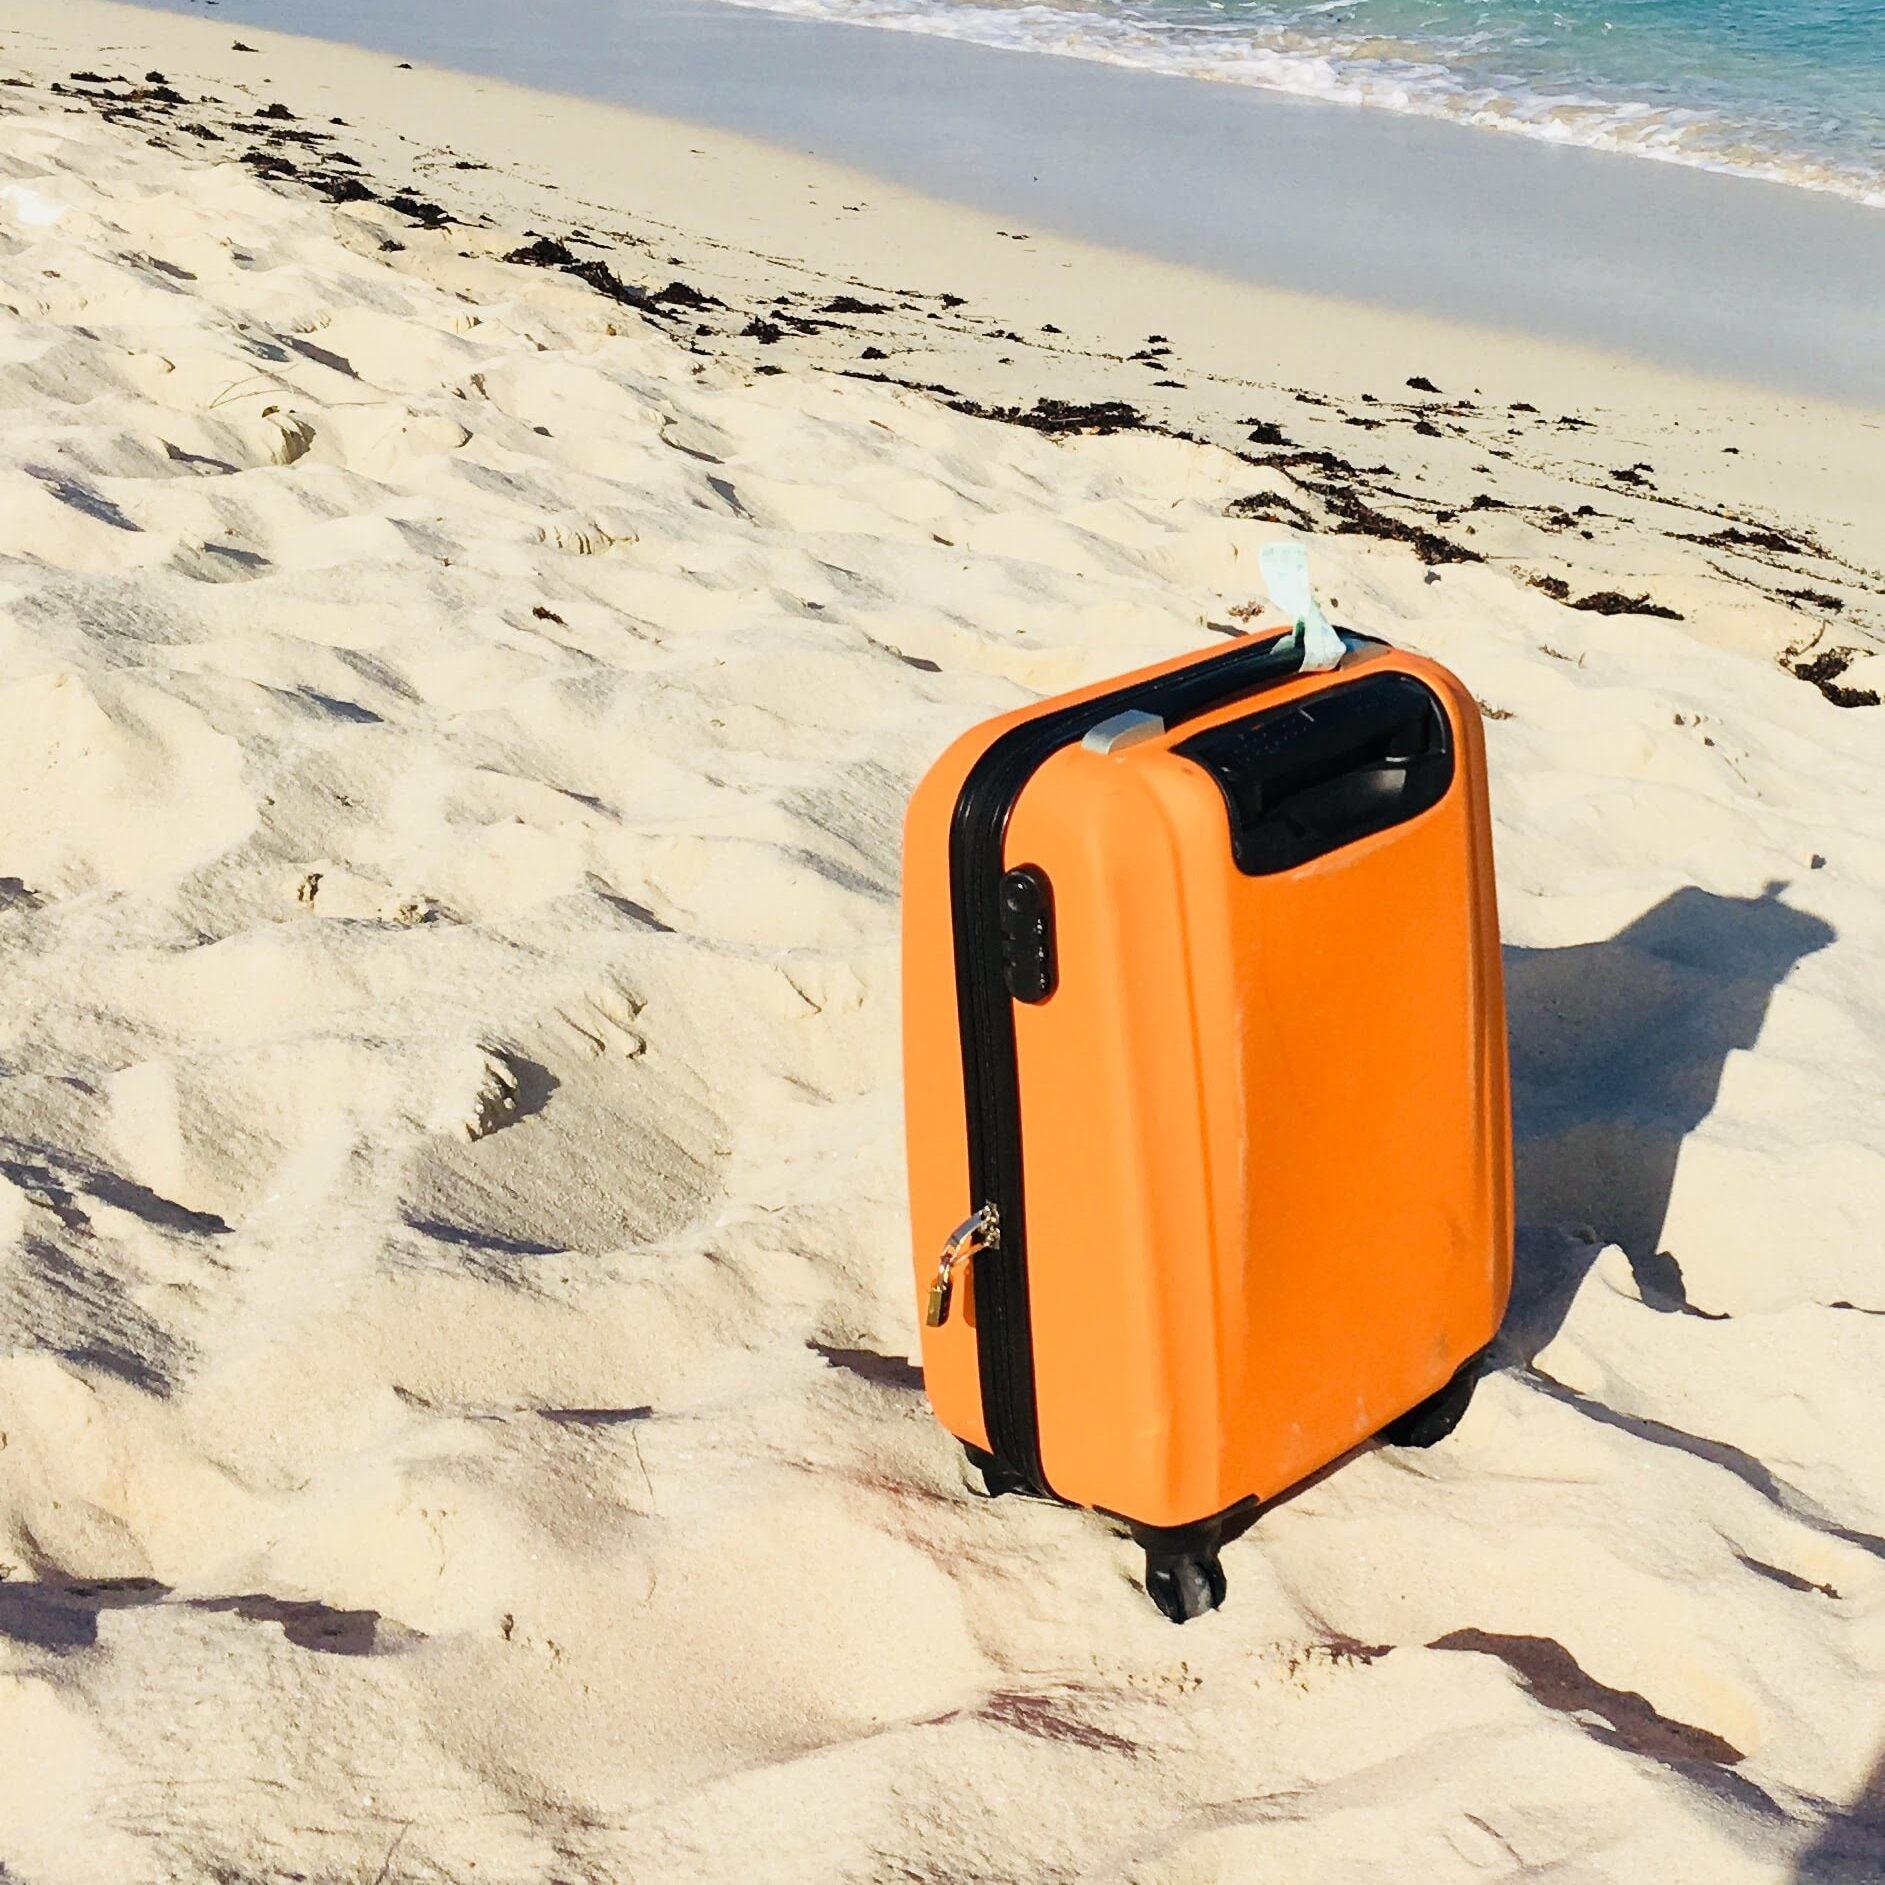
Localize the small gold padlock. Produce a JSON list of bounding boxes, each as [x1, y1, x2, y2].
[[924, 1203, 1000, 1329], [925, 1271, 954, 1328]]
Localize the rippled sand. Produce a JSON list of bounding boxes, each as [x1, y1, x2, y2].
[[1, 7, 1883, 1880]]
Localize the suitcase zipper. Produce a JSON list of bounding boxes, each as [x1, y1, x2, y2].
[[947, 629, 1312, 1495]]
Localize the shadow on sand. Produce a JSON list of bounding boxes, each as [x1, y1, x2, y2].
[[1493, 884, 1883, 1860], [1498, 882, 1834, 1365], [1792, 1750, 1885, 1881], [0, 1575, 415, 1656]]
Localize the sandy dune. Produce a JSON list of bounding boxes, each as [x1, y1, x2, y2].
[[0, 29, 1882, 1885]]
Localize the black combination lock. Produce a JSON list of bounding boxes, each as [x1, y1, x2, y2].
[[998, 865, 1057, 1004]]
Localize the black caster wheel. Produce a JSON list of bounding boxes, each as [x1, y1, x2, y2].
[[964, 1443, 1036, 1500], [1144, 1550, 1227, 1624], [1130, 1514, 1234, 1624], [1379, 1356, 1481, 1449]]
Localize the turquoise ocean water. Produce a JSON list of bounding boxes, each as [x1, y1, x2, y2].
[[717, 0, 1885, 204]]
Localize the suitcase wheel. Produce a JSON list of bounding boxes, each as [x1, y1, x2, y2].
[[1130, 1514, 1236, 1624], [1143, 1549, 1227, 1624], [1378, 1356, 1481, 1449]]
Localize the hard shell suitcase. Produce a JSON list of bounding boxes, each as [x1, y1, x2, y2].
[[901, 621, 1512, 1620]]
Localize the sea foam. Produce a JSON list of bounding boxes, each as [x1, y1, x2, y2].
[[705, 0, 1885, 207]]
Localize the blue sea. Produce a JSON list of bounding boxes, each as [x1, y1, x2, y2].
[[715, 0, 1885, 204]]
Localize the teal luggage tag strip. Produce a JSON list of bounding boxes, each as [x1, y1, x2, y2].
[[1259, 539, 1345, 673]]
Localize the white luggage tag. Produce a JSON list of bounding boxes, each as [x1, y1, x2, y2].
[[1259, 540, 1346, 673]]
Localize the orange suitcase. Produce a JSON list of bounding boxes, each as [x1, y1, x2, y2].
[[902, 622, 1512, 1620]]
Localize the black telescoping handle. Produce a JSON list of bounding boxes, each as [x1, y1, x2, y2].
[[1173, 672, 1455, 874]]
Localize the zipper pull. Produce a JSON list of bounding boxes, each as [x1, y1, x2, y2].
[[925, 1203, 1001, 1327]]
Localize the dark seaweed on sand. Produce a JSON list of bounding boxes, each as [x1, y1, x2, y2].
[[1786, 645, 1879, 709], [1571, 591, 1684, 620], [653, 279, 722, 310], [502, 245, 723, 319], [839, 371, 959, 397], [1685, 523, 1818, 558], [946, 397, 1150, 437], [385, 192, 452, 228], [1310, 482, 1484, 566], [1226, 491, 1317, 530], [310, 173, 376, 206]]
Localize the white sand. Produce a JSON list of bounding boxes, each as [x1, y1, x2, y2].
[[1, 10, 1883, 1883]]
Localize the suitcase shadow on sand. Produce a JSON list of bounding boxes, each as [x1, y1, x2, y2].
[[1498, 881, 1834, 1365], [1791, 1747, 1885, 1883]]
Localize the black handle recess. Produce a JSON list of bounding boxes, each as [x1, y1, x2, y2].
[[1173, 673, 1454, 874]]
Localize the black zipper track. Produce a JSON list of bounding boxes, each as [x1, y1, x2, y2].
[[947, 630, 1309, 1496]]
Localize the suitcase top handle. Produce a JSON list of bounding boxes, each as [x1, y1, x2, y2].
[[1174, 672, 1455, 875]]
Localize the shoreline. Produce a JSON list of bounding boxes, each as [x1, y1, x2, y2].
[[8, 0, 1883, 691], [104, 0, 1885, 406], [697, 0, 1885, 215]]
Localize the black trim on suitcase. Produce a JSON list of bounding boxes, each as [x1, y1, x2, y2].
[[946, 630, 1310, 1497]]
